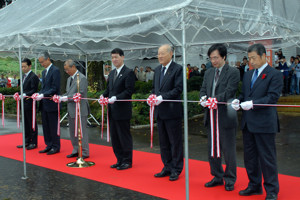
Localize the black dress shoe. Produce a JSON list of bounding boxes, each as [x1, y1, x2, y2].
[[265, 194, 277, 200], [205, 178, 224, 187], [116, 163, 132, 170], [169, 172, 179, 181], [154, 169, 171, 178], [39, 148, 51, 153], [17, 144, 29, 148], [66, 153, 78, 158], [47, 149, 60, 155], [225, 183, 234, 191], [26, 144, 37, 150], [239, 187, 263, 196], [110, 162, 122, 168]]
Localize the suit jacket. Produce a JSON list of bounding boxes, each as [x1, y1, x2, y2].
[[152, 61, 183, 120], [39, 64, 61, 112], [200, 64, 240, 128], [103, 65, 135, 120], [239, 65, 283, 133], [64, 72, 90, 118], [22, 71, 40, 111]]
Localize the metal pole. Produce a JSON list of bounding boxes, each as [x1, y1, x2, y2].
[[173, 48, 176, 62], [18, 41, 28, 180], [85, 55, 88, 77], [181, 8, 189, 200]]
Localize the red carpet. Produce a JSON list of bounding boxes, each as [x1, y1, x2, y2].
[[0, 133, 299, 200]]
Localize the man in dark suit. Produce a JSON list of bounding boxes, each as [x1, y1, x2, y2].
[[61, 59, 90, 159], [199, 43, 240, 191], [150, 44, 183, 181], [16, 58, 40, 150], [36, 52, 61, 155], [102, 48, 135, 170], [231, 43, 282, 200]]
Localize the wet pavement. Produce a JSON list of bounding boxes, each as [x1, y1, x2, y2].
[[0, 112, 300, 199]]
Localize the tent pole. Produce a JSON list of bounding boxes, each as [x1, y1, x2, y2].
[[181, 8, 189, 200], [173, 48, 176, 62], [18, 42, 28, 180], [85, 55, 88, 77]]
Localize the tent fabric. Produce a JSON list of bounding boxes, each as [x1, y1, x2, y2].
[[0, 0, 300, 60]]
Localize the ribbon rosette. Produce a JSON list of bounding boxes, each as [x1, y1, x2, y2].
[[13, 93, 20, 129], [73, 93, 83, 138], [98, 95, 110, 142], [206, 97, 220, 158], [147, 94, 158, 148], [52, 95, 61, 136], [0, 93, 5, 127], [31, 93, 39, 131]]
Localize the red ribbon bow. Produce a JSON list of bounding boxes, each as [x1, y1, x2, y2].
[[147, 94, 158, 148], [73, 93, 83, 138], [13, 93, 20, 129], [52, 95, 61, 136], [31, 93, 39, 131], [206, 97, 220, 158], [98, 96, 110, 142], [0, 93, 5, 127]]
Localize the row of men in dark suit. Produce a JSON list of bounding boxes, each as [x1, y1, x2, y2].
[[17, 53, 90, 160], [200, 43, 282, 200]]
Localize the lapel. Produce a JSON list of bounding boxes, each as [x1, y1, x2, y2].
[[249, 65, 270, 95], [112, 66, 126, 88], [206, 68, 215, 97], [160, 61, 174, 89], [23, 71, 32, 86]]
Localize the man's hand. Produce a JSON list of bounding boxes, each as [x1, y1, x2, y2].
[[108, 96, 117, 104], [231, 99, 240, 111], [36, 94, 44, 101], [199, 95, 207, 107], [60, 96, 68, 102], [240, 100, 253, 110], [155, 95, 163, 106]]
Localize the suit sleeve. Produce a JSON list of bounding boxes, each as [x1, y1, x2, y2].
[[161, 66, 183, 99], [215, 68, 240, 102], [115, 70, 135, 99], [199, 70, 209, 98]]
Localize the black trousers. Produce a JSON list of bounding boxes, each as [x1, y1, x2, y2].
[[110, 119, 133, 164], [41, 111, 60, 150], [157, 117, 183, 174], [24, 109, 38, 145], [207, 125, 237, 185], [243, 127, 279, 195]]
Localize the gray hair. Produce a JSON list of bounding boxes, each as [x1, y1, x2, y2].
[[64, 59, 76, 68], [38, 51, 50, 60]]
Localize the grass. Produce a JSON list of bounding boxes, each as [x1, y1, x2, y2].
[[0, 57, 44, 78]]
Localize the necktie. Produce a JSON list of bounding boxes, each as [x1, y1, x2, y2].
[[113, 70, 118, 84], [23, 74, 27, 83], [160, 67, 166, 87], [215, 69, 220, 83], [69, 77, 73, 87], [251, 69, 258, 89]]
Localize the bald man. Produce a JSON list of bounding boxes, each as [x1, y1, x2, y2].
[[150, 44, 183, 181]]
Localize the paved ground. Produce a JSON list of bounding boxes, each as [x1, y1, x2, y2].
[[0, 112, 300, 199]]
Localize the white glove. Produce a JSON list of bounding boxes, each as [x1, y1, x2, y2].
[[199, 95, 207, 107], [231, 99, 240, 111], [60, 96, 68, 102], [240, 100, 253, 110], [36, 94, 44, 101], [155, 95, 163, 105], [108, 96, 117, 104]]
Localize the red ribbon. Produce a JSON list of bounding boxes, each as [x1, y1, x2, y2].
[[13, 93, 20, 129], [147, 94, 158, 148], [52, 95, 61, 136], [206, 97, 220, 158], [0, 93, 5, 128], [73, 93, 83, 138], [31, 93, 39, 131], [98, 96, 110, 142]]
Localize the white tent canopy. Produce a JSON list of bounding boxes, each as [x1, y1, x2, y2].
[[0, 0, 300, 61]]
